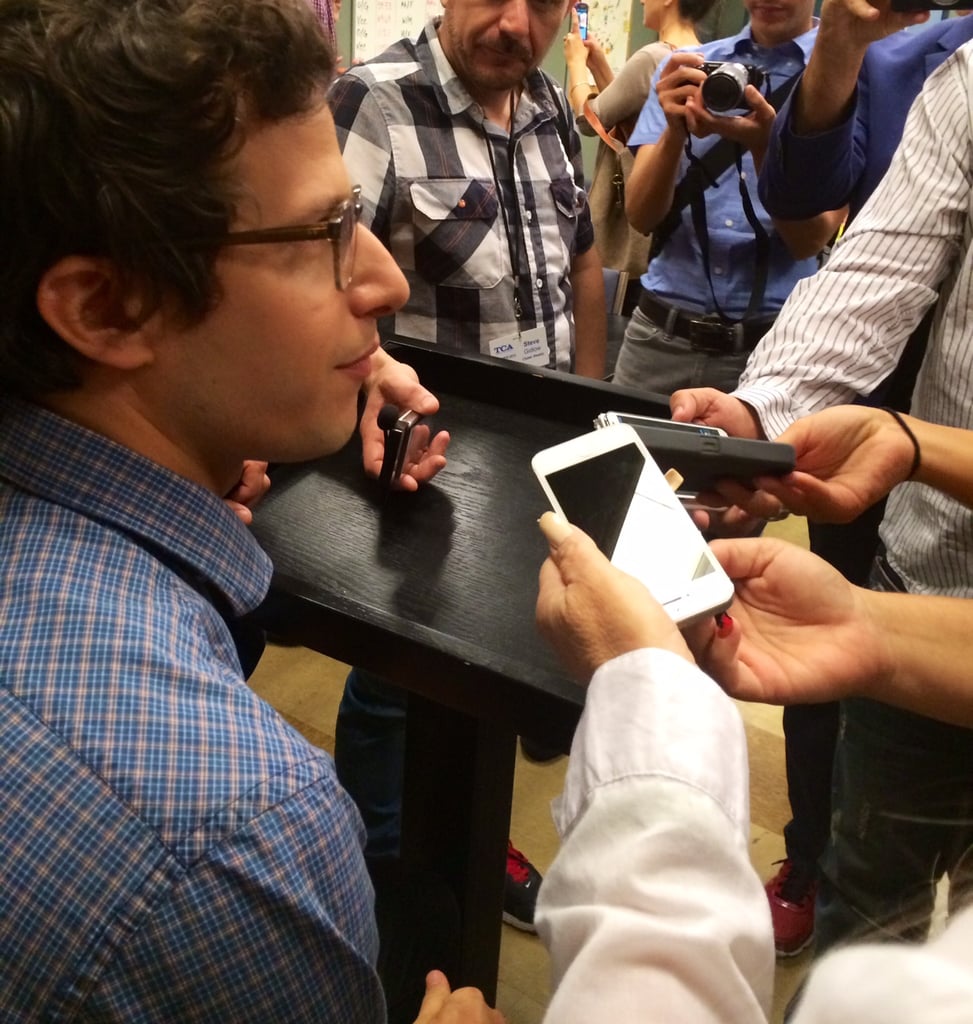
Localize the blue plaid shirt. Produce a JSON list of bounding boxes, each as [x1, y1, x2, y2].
[[0, 397, 383, 1021]]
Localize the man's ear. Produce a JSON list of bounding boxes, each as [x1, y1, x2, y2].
[[35, 255, 156, 371]]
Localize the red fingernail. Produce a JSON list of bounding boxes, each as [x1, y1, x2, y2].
[[715, 612, 734, 638]]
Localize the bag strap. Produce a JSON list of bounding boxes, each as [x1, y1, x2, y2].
[[582, 99, 626, 155], [686, 144, 770, 321], [650, 69, 802, 260]]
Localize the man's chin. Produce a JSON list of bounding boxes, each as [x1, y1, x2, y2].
[[471, 59, 532, 92], [271, 424, 358, 467]]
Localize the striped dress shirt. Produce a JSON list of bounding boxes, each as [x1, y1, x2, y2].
[[734, 43, 973, 597], [0, 396, 383, 1021]]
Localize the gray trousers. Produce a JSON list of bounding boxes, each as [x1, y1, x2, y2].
[[612, 305, 752, 395]]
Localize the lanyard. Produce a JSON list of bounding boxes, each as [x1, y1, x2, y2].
[[485, 91, 525, 320]]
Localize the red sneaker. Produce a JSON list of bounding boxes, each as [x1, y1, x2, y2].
[[765, 858, 817, 957], [503, 840, 542, 933]]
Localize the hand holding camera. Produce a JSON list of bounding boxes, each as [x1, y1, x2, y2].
[[657, 54, 771, 149], [657, 56, 774, 159]]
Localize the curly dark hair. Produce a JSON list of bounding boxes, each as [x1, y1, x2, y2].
[[0, 0, 336, 398]]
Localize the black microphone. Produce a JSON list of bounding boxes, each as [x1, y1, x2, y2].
[[377, 404, 400, 432]]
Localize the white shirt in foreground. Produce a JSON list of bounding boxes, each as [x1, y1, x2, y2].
[[536, 648, 973, 1022]]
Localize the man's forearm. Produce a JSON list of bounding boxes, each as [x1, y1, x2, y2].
[[909, 416, 973, 511], [772, 205, 848, 260], [861, 590, 973, 727], [570, 246, 607, 379], [792, 36, 865, 136], [625, 129, 684, 234]]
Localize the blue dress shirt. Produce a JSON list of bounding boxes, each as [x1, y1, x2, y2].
[[631, 23, 820, 318], [0, 397, 383, 1022]]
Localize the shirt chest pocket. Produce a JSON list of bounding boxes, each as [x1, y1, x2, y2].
[[409, 179, 503, 289], [549, 178, 583, 260]]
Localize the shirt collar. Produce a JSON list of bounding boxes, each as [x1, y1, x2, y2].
[[718, 18, 818, 67], [0, 395, 272, 618]]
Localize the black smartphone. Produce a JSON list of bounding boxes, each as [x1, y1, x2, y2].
[[597, 411, 794, 495], [890, 0, 961, 9]]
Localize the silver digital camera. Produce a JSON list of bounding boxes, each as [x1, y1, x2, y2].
[[698, 61, 765, 114]]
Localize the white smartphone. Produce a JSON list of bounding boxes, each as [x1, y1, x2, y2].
[[594, 410, 728, 438], [532, 424, 734, 626]]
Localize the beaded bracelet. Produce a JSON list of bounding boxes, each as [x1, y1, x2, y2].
[[882, 407, 921, 480]]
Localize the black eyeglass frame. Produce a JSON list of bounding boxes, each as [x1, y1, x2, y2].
[[182, 185, 362, 291]]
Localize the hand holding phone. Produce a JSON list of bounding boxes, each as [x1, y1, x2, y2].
[[595, 410, 794, 498], [536, 510, 693, 682], [533, 424, 734, 625]]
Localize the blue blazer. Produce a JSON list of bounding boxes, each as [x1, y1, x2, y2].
[[760, 18, 973, 220]]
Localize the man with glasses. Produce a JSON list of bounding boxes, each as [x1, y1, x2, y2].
[[327, 0, 605, 935], [0, 0, 493, 1021]]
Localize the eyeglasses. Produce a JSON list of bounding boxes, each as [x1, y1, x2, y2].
[[182, 185, 363, 291]]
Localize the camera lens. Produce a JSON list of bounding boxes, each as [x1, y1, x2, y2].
[[700, 62, 749, 113]]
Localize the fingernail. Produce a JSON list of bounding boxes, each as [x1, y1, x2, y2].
[[538, 510, 571, 545], [715, 612, 734, 638]]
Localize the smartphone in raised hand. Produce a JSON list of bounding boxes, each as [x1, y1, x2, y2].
[[575, 1, 589, 39]]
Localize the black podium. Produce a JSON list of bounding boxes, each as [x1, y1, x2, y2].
[[249, 341, 669, 1000]]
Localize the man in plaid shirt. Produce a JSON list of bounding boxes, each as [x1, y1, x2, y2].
[[329, 0, 606, 379]]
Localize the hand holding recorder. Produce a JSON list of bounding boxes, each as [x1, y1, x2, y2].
[[358, 348, 450, 491]]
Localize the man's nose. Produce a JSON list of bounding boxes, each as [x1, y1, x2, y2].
[[497, 0, 531, 39]]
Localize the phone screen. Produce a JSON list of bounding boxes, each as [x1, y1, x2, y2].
[[545, 442, 642, 557], [576, 2, 589, 39]]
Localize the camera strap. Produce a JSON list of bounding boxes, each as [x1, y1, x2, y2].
[[649, 69, 802, 264], [686, 142, 770, 321]]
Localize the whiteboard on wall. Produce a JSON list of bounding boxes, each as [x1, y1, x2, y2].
[[352, 0, 440, 62], [351, 0, 634, 71]]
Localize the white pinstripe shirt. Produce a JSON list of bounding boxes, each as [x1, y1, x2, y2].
[[735, 43, 973, 597]]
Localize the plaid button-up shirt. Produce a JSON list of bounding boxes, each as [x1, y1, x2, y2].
[[0, 396, 381, 1021], [330, 19, 594, 371]]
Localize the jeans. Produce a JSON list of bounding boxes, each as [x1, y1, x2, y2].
[[334, 667, 407, 860], [779, 506, 888, 869], [815, 557, 973, 954], [612, 305, 753, 395]]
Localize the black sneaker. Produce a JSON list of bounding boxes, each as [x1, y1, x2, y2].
[[519, 736, 564, 764], [503, 839, 542, 932]]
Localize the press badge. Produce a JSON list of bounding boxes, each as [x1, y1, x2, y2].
[[487, 326, 548, 366]]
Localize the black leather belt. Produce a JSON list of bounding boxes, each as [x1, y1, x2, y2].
[[637, 290, 776, 354]]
